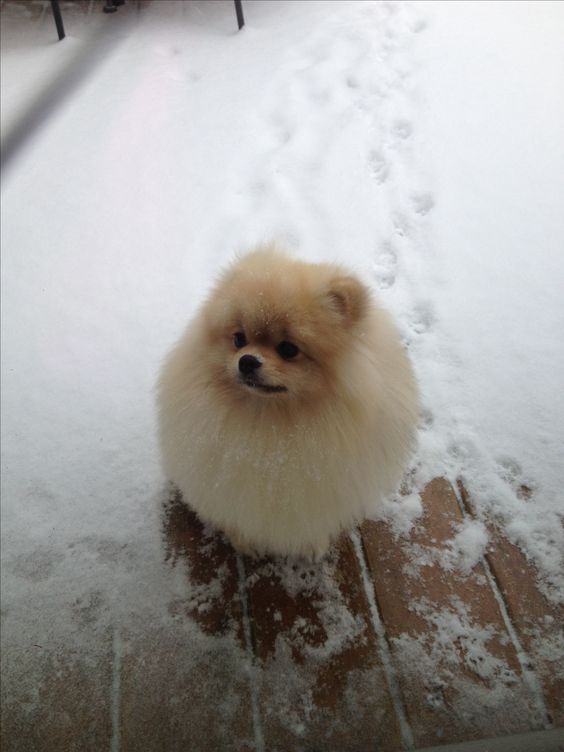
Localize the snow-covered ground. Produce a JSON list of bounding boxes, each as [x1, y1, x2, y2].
[[1, 0, 563, 659]]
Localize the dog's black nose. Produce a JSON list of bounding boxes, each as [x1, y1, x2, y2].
[[239, 354, 262, 375]]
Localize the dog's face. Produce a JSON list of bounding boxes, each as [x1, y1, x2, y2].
[[200, 250, 370, 405]]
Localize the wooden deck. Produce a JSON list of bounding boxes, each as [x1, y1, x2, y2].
[[2, 478, 563, 751]]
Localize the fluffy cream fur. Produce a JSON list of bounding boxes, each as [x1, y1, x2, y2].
[[157, 246, 419, 559]]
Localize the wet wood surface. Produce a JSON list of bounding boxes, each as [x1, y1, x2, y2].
[[2, 479, 561, 752]]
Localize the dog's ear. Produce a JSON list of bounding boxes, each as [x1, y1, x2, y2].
[[327, 275, 370, 326]]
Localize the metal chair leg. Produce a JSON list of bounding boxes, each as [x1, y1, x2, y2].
[[50, 0, 65, 40], [234, 0, 244, 30]]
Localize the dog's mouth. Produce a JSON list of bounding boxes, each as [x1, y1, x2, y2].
[[240, 377, 288, 394]]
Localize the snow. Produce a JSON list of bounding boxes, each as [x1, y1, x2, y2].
[[413, 0, 564, 602], [1, 0, 563, 706], [402, 517, 490, 579]]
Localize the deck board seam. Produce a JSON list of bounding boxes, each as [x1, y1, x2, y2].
[[351, 527, 416, 751], [236, 554, 265, 752], [451, 481, 553, 729]]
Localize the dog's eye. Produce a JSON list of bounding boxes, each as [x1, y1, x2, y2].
[[233, 332, 247, 349], [277, 341, 299, 360]]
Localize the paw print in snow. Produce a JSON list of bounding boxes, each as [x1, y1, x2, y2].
[[411, 300, 436, 334], [393, 119, 413, 140], [373, 242, 397, 289], [412, 192, 435, 216], [368, 149, 390, 184]]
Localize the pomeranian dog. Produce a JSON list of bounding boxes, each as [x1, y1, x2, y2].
[[157, 246, 418, 559]]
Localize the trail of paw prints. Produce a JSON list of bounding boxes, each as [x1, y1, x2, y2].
[[362, 3, 431, 186], [263, 0, 427, 168]]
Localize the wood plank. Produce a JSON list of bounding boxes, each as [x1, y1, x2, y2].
[[0, 643, 112, 752], [457, 481, 564, 726], [362, 477, 545, 748], [162, 489, 245, 642], [242, 534, 403, 752], [120, 627, 255, 752], [119, 489, 255, 752]]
